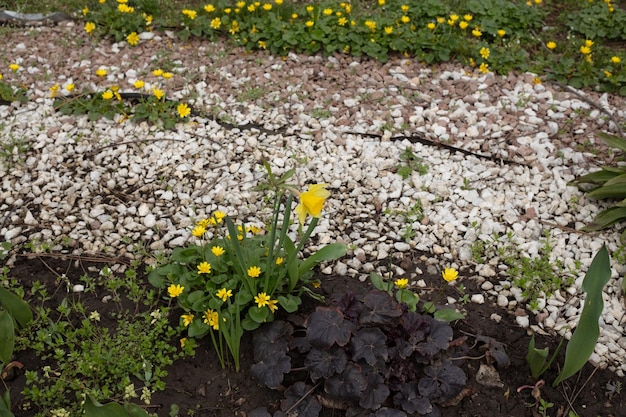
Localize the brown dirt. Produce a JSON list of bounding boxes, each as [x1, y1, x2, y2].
[[3, 254, 624, 417]]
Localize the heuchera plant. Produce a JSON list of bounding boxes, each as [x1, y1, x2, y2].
[[149, 163, 347, 370], [249, 288, 500, 417]]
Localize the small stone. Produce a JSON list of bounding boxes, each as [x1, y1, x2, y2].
[[471, 294, 485, 304], [497, 295, 508, 307], [72, 284, 85, 293], [476, 364, 504, 388], [334, 261, 348, 276], [143, 214, 156, 228], [516, 315, 530, 328]]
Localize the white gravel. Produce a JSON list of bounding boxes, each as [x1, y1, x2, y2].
[[2, 23, 626, 375]]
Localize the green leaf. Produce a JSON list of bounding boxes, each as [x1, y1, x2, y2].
[[0, 310, 14, 366], [587, 183, 626, 200], [433, 308, 465, 322], [526, 335, 563, 380], [395, 289, 419, 312], [298, 243, 347, 277], [125, 403, 151, 417], [553, 245, 611, 386], [600, 132, 626, 153], [248, 306, 269, 323], [369, 272, 392, 292], [582, 207, 626, 231], [171, 246, 202, 264], [569, 169, 623, 186], [85, 395, 127, 417], [187, 320, 209, 338], [278, 295, 301, 313], [0, 286, 32, 329]]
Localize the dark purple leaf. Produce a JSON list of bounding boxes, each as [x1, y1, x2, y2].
[[352, 327, 389, 366], [335, 292, 363, 323], [400, 312, 430, 335], [359, 370, 390, 410], [291, 334, 312, 353], [248, 408, 272, 417], [393, 382, 434, 415], [365, 408, 408, 417], [476, 335, 511, 368], [325, 363, 368, 401], [360, 291, 403, 325], [418, 362, 466, 403], [416, 318, 452, 357], [281, 382, 321, 417], [305, 346, 348, 380], [253, 321, 293, 362], [305, 307, 356, 348], [250, 354, 291, 389]]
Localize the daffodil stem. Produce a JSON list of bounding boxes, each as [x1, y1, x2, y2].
[[296, 216, 319, 255]]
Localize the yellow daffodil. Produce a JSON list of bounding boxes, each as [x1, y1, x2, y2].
[[197, 261, 212, 274], [211, 246, 225, 256], [442, 268, 459, 283], [177, 103, 191, 118], [254, 292, 271, 308], [167, 284, 184, 297], [181, 313, 194, 326], [216, 288, 233, 302], [546, 41, 557, 50], [247, 266, 261, 278], [84, 22, 96, 34], [126, 32, 140, 46], [295, 183, 330, 225], [394, 278, 408, 289]]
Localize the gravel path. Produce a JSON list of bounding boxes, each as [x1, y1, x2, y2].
[[2, 22, 626, 375]]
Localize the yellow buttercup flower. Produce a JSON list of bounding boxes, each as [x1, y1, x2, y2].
[[268, 299, 279, 313], [65, 83, 74, 92], [580, 45, 591, 55], [211, 17, 221, 29], [463, 14, 473, 21], [497, 29, 506, 37], [305, 20, 314, 28], [584, 39, 594, 47], [478, 63, 489, 74], [162, 72, 173, 79], [384, 26, 394, 35], [263, 3, 272, 10], [192, 224, 206, 237], [248, 266, 261, 278], [181, 313, 194, 326], [204, 4, 216, 13], [394, 278, 408, 289], [442, 268, 459, 282], [611, 56, 621, 64], [480, 47, 490, 60], [167, 284, 184, 298], [216, 288, 233, 302], [96, 68, 107, 77], [295, 183, 330, 225], [152, 88, 165, 100], [133, 80, 145, 89], [182, 9, 197, 19], [211, 246, 225, 256], [401, 5, 409, 12], [459, 21, 468, 29], [323, 8, 333, 15], [102, 90, 114, 100], [177, 103, 191, 118], [152, 68, 163, 76], [275, 257, 284, 265], [49, 83, 59, 98], [472, 28, 482, 37], [180, 337, 187, 347], [197, 261, 212, 274], [84, 22, 96, 34], [254, 292, 271, 308], [427, 22, 436, 30], [126, 32, 140, 46], [203, 309, 219, 330], [546, 41, 557, 50], [9, 63, 20, 72]]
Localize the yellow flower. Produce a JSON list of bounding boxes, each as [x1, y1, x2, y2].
[[394, 278, 408, 289], [126, 32, 139, 46], [143, 13, 153, 24], [198, 261, 212, 274], [480, 47, 490, 59], [0, 73, 3, 81], [497, 29, 506, 37], [84, 22, 96, 34], [384, 26, 393, 35], [436, 17, 445, 23], [211, 210, 226, 224], [400, 15, 410, 23], [180, 337, 187, 347], [9, 63, 20, 72], [49, 83, 59, 98], [323, 8, 333, 15], [427, 22, 436, 30], [449, 14, 459, 21], [472, 28, 482, 37], [212, 246, 225, 256], [216, 288, 233, 302], [275, 0, 283, 5], [182, 9, 197, 19], [275, 257, 284, 265], [96, 68, 107, 77], [546, 41, 557, 50], [295, 183, 330, 225], [463, 14, 473, 21], [263, 3, 272, 10], [305, 20, 314, 28], [401, 4, 409, 12], [211, 17, 221, 29], [291, 13, 298, 19], [580, 45, 591, 55], [82, 6, 89, 15], [230, 20, 240, 34], [162, 72, 173, 79], [248, 4, 256, 11], [181, 314, 194, 326], [177, 103, 191, 118], [254, 292, 271, 308], [365, 20, 376, 31], [192, 224, 206, 237], [203, 309, 219, 330], [338, 17, 348, 26], [168, 284, 184, 298], [152, 68, 163, 76], [478, 63, 489, 73], [584, 39, 594, 47], [306, 5, 314, 12], [117, 4, 135, 13], [102, 90, 114, 100], [152, 88, 164, 100], [442, 268, 459, 282], [258, 40, 267, 49], [63, 83, 74, 92], [268, 299, 279, 313], [459, 21, 468, 29], [133, 80, 145, 89], [611, 56, 621, 63], [312, 280, 321, 289], [237, 1, 246, 8], [204, 4, 216, 13], [378, 0, 385, 5], [604, 70, 612, 78], [248, 266, 261, 278]]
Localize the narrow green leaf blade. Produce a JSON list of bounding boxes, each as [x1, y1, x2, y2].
[[600, 132, 626, 153], [553, 246, 611, 386], [0, 310, 15, 365], [587, 184, 626, 200], [0, 286, 32, 328], [582, 207, 626, 231], [84, 395, 128, 417], [297, 243, 347, 276]]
